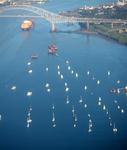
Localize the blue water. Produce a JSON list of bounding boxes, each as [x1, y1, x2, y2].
[[0, 0, 127, 150]]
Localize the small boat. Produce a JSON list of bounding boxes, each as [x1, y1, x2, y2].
[[48, 44, 57, 55], [110, 88, 117, 94], [113, 123, 117, 133], [11, 86, 16, 91], [31, 54, 38, 59]]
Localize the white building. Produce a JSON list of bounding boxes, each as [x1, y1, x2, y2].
[[117, 0, 127, 6]]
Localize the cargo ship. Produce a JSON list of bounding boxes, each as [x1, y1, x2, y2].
[[21, 20, 33, 30], [48, 44, 57, 55]]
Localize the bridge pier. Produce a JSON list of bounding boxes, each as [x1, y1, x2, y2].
[[111, 23, 114, 29], [50, 22, 56, 32], [86, 21, 90, 30]]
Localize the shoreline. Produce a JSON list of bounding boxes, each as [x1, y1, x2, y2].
[[56, 29, 127, 45]]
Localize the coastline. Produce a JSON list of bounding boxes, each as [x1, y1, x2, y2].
[[56, 28, 127, 45]]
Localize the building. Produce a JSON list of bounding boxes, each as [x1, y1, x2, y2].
[[0, 0, 10, 5], [117, 0, 127, 6]]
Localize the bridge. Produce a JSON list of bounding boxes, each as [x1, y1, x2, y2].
[[0, 4, 127, 32]]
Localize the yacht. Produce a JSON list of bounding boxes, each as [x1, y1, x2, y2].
[[75, 73, 78, 78], [52, 112, 55, 122], [52, 104, 55, 110], [28, 70, 32, 74], [47, 88, 51, 92], [45, 83, 50, 88], [66, 96, 70, 104], [26, 91, 32, 97], [64, 82, 68, 87], [57, 65, 60, 70], [60, 74, 64, 79], [87, 71, 90, 75], [65, 87, 69, 92], [11, 86, 16, 91], [46, 67, 49, 72], [31, 54, 38, 59], [84, 104, 87, 108], [71, 70, 74, 74], [84, 86, 88, 91], [58, 71, 61, 75], [68, 66, 71, 70], [108, 71, 111, 76], [66, 60, 69, 64], [97, 80, 101, 85], [79, 96, 83, 103], [113, 124, 117, 133], [27, 62, 31, 66], [53, 123, 56, 128]]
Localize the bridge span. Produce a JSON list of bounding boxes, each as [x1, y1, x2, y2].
[[0, 5, 127, 32]]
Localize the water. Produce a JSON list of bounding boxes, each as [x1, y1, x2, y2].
[[0, 0, 127, 150]]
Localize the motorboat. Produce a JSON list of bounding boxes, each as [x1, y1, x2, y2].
[[48, 44, 57, 55], [31, 54, 38, 59]]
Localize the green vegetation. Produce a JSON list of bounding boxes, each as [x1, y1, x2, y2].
[[78, 5, 127, 44], [78, 5, 127, 19], [89, 24, 127, 44]]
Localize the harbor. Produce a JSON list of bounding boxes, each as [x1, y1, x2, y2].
[[0, 0, 127, 150]]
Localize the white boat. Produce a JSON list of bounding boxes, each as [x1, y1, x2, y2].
[[74, 114, 77, 122], [108, 71, 111, 76], [98, 101, 101, 106], [88, 114, 91, 117], [72, 106, 75, 114], [27, 123, 30, 128], [46, 67, 49, 72], [117, 80, 120, 84], [45, 83, 50, 88], [58, 71, 61, 75], [65, 87, 69, 92], [53, 123, 56, 128], [57, 65, 60, 70], [84, 86, 87, 91], [88, 128, 92, 133], [79, 96, 83, 103], [121, 109, 124, 114], [99, 97, 102, 101], [84, 104, 87, 108], [47, 88, 51, 92], [113, 124, 117, 133], [27, 118, 32, 123], [73, 124, 76, 128], [66, 96, 69, 104], [27, 62, 31, 66], [97, 80, 100, 85], [60, 74, 64, 79], [87, 71, 90, 75], [28, 70, 32, 74], [64, 82, 68, 87], [92, 76, 95, 80], [75, 73, 78, 78], [26, 91, 32, 97], [52, 104, 55, 110], [103, 105, 106, 110], [66, 60, 69, 64], [68, 66, 71, 70], [71, 70, 74, 74], [11, 86, 16, 91]]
